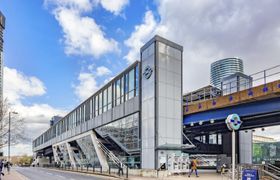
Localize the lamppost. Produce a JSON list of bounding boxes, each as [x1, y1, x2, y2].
[[8, 111, 18, 162]]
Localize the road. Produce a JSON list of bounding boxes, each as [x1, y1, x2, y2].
[[14, 167, 116, 180]]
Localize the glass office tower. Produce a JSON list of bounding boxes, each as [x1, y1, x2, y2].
[[210, 58, 244, 89], [0, 11, 5, 102]]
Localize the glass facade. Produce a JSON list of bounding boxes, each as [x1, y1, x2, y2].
[[96, 112, 140, 168], [96, 112, 140, 151], [33, 62, 140, 148]]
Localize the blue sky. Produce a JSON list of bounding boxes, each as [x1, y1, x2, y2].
[[1, 0, 280, 155], [1, 0, 156, 108]]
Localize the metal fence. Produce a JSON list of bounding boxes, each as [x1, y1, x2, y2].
[[42, 163, 129, 178], [185, 64, 280, 104]]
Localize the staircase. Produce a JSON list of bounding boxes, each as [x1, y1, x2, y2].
[[261, 163, 280, 179], [95, 137, 126, 169]]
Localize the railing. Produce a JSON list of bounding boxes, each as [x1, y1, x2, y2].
[[95, 137, 127, 170], [41, 163, 129, 178], [221, 64, 280, 95], [184, 64, 280, 104]]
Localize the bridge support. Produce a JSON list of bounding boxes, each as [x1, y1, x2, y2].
[[66, 142, 77, 168], [90, 131, 109, 171], [52, 145, 60, 164]]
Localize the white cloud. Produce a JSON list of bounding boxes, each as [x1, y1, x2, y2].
[[125, 0, 280, 92], [54, 7, 119, 58], [3, 67, 66, 155], [45, 0, 96, 12], [124, 10, 158, 64], [45, 0, 130, 58], [100, 0, 129, 15], [74, 72, 99, 101], [4, 67, 46, 103], [96, 66, 111, 76]]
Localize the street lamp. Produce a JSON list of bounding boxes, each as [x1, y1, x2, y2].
[[8, 111, 18, 162]]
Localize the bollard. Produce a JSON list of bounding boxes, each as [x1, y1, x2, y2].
[[93, 166, 95, 172], [109, 166, 111, 174], [100, 166, 102, 174], [126, 166, 128, 178]]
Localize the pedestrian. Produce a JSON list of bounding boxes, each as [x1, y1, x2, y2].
[[188, 158, 199, 177], [6, 161, 10, 174], [0, 159, 4, 180], [118, 163, 124, 176]]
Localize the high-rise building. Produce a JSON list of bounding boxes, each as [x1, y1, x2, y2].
[[210, 58, 244, 88], [0, 11, 5, 102]]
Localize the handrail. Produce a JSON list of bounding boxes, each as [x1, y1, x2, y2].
[[95, 137, 126, 169], [261, 169, 279, 180], [268, 163, 280, 172]]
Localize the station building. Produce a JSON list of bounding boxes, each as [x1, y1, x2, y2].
[[33, 35, 184, 170]]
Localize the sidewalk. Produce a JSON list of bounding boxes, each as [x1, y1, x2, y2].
[[2, 169, 28, 180], [127, 171, 226, 180]]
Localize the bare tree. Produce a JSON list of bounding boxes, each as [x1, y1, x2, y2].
[[0, 99, 29, 148]]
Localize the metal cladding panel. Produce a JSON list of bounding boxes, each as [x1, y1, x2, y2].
[[183, 97, 280, 124]]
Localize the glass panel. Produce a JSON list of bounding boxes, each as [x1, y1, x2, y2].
[[209, 134, 217, 144], [116, 79, 121, 105], [125, 73, 129, 100], [103, 88, 107, 112], [108, 85, 112, 110], [120, 76, 124, 103], [95, 95, 98, 116], [98, 92, 102, 115], [128, 68, 135, 99], [135, 64, 139, 96], [96, 112, 140, 151]]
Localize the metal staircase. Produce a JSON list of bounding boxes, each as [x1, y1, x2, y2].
[[95, 137, 126, 169], [261, 163, 280, 179]]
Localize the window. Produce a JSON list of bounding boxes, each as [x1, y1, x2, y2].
[[108, 85, 112, 110], [209, 134, 217, 144], [115, 79, 121, 105], [125, 73, 129, 100], [95, 95, 98, 116], [128, 68, 135, 99], [103, 88, 107, 112], [135, 65, 139, 96], [218, 133, 222, 145], [98, 92, 102, 115], [120, 76, 124, 103]]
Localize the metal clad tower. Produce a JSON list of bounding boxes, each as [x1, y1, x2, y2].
[[210, 58, 244, 88], [140, 35, 183, 169], [0, 11, 5, 102]]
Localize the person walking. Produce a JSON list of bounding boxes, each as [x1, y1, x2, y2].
[[188, 158, 199, 177], [0, 159, 4, 180]]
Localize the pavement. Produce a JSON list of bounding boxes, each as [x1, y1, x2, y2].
[[1, 167, 228, 180], [2, 167, 118, 180]]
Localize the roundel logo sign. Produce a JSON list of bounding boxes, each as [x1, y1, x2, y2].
[[225, 114, 242, 131], [143, 65, 153, 79]]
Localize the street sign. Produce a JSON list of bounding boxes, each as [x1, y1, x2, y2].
[[242, 169, 259, 180], [225, 113, 242, 131]]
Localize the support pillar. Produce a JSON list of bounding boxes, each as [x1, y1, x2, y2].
[[90, 131, 109, 171], [52, 145, 60, 164], [66, 142, 77, 168]]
